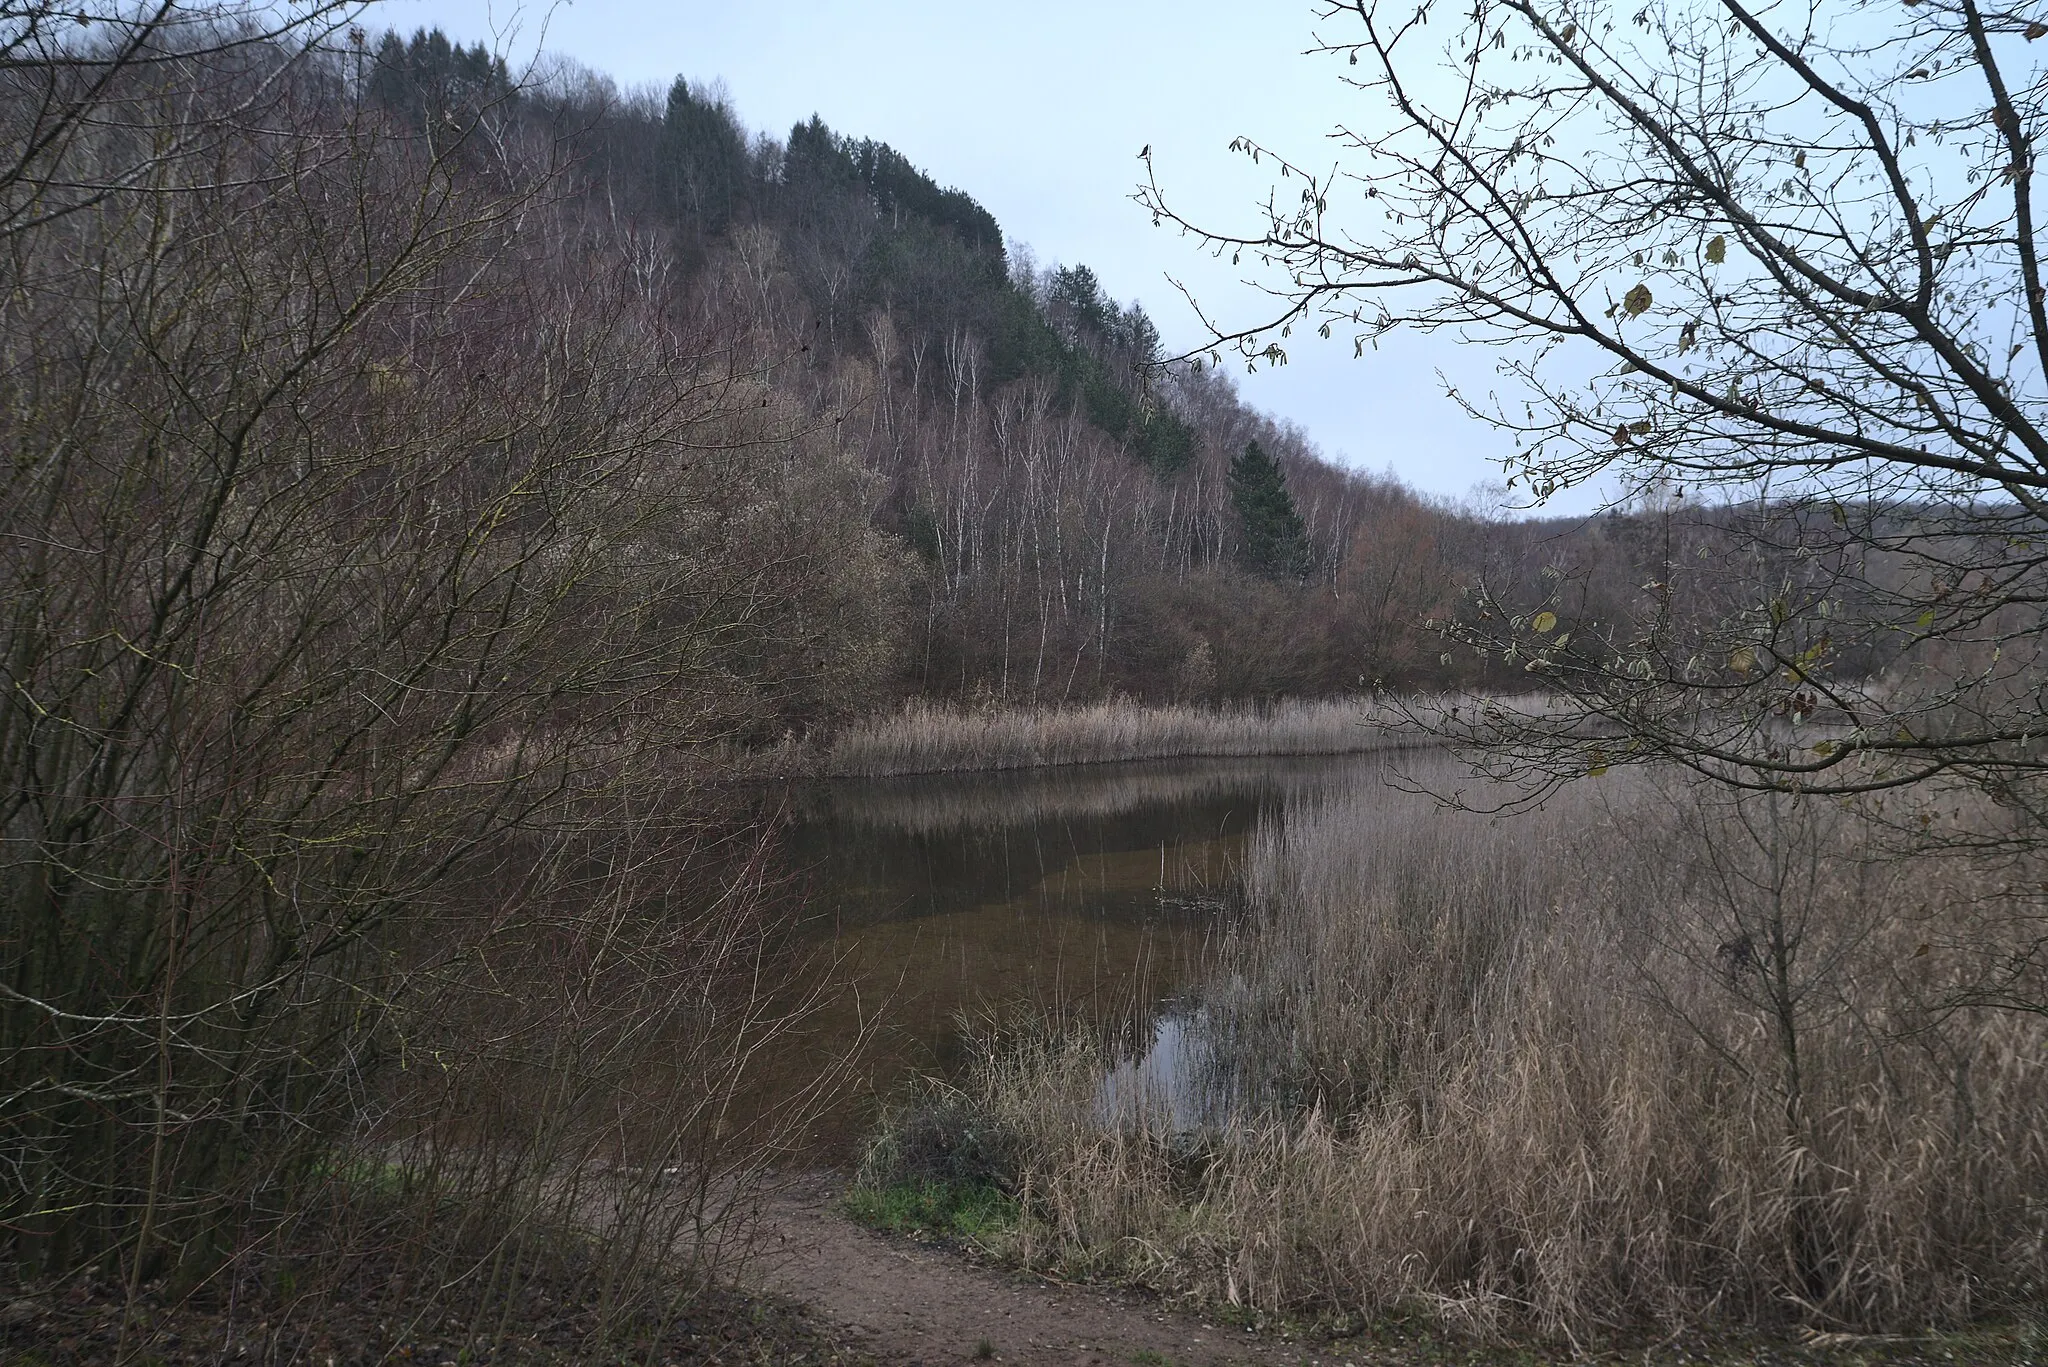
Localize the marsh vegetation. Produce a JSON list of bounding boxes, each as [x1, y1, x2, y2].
[[820, 696, 1426, 776], [856, 756, 2048, 1338]]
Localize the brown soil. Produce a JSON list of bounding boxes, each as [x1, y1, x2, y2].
[[4, 1182, 2028, 1367], [745, 1174, 1291, 1367], [0, 1230, 875, 1367]]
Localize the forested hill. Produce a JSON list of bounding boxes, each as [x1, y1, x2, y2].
[[368, 30, 1787, 711]]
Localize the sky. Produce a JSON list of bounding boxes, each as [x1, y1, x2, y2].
[[388, 0, 1603, 513]]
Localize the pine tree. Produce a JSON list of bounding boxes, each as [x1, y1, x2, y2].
[[782, 115, 861, 195], [366, 28, 512, 123], [661, 79, 749, 237], [1048, 264, 1111, 340], [1228, 440, 1311, 578]]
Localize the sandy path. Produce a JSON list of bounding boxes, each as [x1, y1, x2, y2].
[[745, 1174, 1305, 1367]]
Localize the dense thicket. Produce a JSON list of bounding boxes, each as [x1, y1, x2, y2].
[[0, 18, 899, 1326]]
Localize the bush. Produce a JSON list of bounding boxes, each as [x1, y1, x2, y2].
[[855, 1083, 1019, 1194], [845, 1082, 1023, 1241]]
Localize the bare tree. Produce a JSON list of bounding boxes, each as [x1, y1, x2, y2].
[[0, 1, 364, 240], [1141, 0, 2048, 912]]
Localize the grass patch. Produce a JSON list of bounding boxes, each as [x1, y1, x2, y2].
[[847, 1074, 1023, 1244], [841, 1177, 1018, 1241]]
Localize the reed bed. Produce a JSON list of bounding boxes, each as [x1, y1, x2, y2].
[[933, 763, 2048, 1337], [822, 696, 1439, 776]]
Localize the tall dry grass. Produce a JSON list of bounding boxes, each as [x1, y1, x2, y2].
[[949, 762, 2048, 1336], [822, 696, 1441, 776]]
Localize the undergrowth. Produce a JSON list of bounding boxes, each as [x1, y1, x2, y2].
[[1, 1173, 862, 1367], [844, 1080, 1023, 1244]]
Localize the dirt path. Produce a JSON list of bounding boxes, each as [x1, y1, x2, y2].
[[745, 1174, 1305, 1367]]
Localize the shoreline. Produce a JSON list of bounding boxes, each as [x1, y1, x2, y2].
[[816, 696, 1454, 779], [818, 734, 1443, 781]]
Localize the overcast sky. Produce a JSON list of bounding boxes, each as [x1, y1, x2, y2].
[[389, 0, 1605, 513]]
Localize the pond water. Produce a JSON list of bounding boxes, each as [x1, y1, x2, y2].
[[771, 753, 1400, 1157]]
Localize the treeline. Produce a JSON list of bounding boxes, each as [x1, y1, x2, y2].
[[360, 34, 1568, 704], [355, 30, 1927, 719]]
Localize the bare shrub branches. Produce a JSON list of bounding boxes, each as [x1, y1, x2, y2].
[[0, 11, 901, 1329]]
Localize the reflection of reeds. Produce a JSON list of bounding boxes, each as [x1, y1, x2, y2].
[[823, 697, 1439, 777], [780, 756, 1301, 1151], [955, 765, 2048, 1336], [804, 753, 1379, 836]]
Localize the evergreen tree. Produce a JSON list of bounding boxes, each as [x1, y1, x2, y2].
[[1132, 405, 1195, 474], [1048, 264, 1111, 340], [851, 139, 1002, 255], [782, 115, 861, 195], [1228, 440, 1311, 578], [367, 28, 513, 123], [660, 79, 749, 237]]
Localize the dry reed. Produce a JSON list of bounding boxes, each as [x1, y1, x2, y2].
[[822, 696, 1444, 777], [948, 761, 2048, 1337]]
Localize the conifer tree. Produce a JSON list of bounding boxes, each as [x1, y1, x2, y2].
[[1228, 440, 1312, 579], [367, 28, 512, 123], [782, 115, 861, 194], [661, 79, 749, 237]]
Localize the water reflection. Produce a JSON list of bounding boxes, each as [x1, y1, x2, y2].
[[1095, 1008, 1224, 1131], [776, 755, 1379, 1155]]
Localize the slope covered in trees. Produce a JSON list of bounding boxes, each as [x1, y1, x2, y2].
[[329, 31, 1892, 718], [364, 40, 1549, 705]]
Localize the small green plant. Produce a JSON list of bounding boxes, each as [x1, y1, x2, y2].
[[848, 1078, 1023, 1241], [858, 1082, 1018, 1190], [310, 1152, 412, 1199], [972, 1337, 996, 1359], [1128, 1351, 1167, 1367], [841, 1177, 1017, 1240]]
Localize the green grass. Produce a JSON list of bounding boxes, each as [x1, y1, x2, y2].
[[840, 1178, 1017, 1241]]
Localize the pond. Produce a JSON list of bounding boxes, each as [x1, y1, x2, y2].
[[769, 751, 1415, 1157]]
